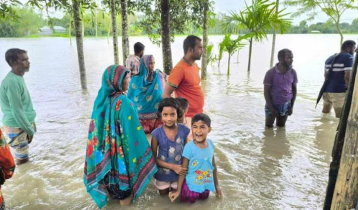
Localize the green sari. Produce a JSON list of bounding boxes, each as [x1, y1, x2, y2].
[[84, 65, 157, 209]]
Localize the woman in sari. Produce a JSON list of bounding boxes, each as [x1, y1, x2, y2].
[[127, 55, 167, 134], [84, 65, 157, 209], [0, 128, 15, 210]]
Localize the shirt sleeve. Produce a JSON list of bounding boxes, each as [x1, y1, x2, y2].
[[293, 70, 298, 84], [344, 55, 354, 71], [6, 82, 35, 136], [182, 142, 193, 160], [167, 65, 184, 88], [263, 70, 272, 86]]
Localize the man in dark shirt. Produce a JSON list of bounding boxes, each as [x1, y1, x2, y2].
[[322, 40, 356, 118]]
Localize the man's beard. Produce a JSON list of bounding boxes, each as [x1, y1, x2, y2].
[[283, 62, 292, 69]]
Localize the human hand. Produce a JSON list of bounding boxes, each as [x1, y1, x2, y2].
[[27, 135, 34, 144], [169, 191, 180, 202], [172, 165, 187, 175], [270, 109, 279, 117], [216, 186, 223, 197], [287, 107, 293, 116]]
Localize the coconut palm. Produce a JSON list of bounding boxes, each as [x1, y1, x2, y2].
[[223, 0, 291, 71]]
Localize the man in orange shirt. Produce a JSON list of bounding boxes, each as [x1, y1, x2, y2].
[[162, 35, 204, 135]]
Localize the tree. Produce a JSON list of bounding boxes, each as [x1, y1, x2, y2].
[[220, 34, 250, 75], [137, 0, 208, 74], [120, 0, 130, 65], [201, 0, 209, 80], [109, 0, 119, 64], [284, 0, 358, 46], [0, 0, 21, 20], [223, 0, 291, 71], [27, 0, 96, 90], [270, 0, 279, 68]]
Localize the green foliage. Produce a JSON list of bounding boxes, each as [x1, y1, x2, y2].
[[206, 44, 216, 66], [223, 0, 291, 42], [220, 34, 251, 75], [0, 7, 45, 37], [0, 0, 21, 20], [284, 0, 358, 44]]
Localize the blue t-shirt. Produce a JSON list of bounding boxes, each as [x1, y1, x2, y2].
[[182, 139, 216, 193], [151, 124, 190, 182], [324, 52, 353, 93]]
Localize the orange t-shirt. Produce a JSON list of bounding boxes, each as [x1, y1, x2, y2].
[[168, 59, 204, 117]]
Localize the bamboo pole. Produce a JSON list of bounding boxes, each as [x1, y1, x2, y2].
[[329, 50, 358, 209]]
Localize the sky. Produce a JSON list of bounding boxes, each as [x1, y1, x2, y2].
[[213, 0, 358, 25]]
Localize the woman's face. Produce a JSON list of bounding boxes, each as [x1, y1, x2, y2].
[[148, 56, 155, 72], [121, 73, 131, 91]]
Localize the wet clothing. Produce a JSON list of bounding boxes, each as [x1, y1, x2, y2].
[[127, 55, 166, 134], [265, 102, 291, 117], [324, 52, 353, 93], [151, 124, 189, 182], [263, 65, 298, 105], [0, 72, 36, 136], [168, 59, 204, 117], [0, 129, 16, 208], [84, 65, 157, 209]]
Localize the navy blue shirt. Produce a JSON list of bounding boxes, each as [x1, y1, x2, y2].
[[151, 124, 190, 182], [324, 52, 353, 93]]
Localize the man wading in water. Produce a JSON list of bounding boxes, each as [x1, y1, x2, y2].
[[263, 49, 298, 128]]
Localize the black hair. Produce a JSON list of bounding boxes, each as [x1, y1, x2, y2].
[[183, 35, 201, 54], [5, 48, 27, 67], [176, 97, 189, 110], [157, 98, 183, 119], [134, 42, 145, 54], [277, 49, 292, 61], [192, 113, 211, 127], [341, 40, 356, 51]]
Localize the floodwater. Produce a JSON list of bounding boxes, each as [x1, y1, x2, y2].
[[0, 34, 355, 209]]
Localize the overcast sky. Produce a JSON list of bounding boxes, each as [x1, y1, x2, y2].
[[213, 0, 358, 25]]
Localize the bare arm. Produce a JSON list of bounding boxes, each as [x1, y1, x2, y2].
[[264, 85, 277, 117], [151, 136, 187, 175], [162, 83, 176, 98], [169, 158, 189, 202], [291, 84, 297, 108], [345, 71, 351, 87], [212, 156, 222, 197]]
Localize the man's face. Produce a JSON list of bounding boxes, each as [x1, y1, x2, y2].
[[191, 39, 203, 60], [282, 52, 293, 69], [13, 53, 30, 73], [348, 45, 356, 55]]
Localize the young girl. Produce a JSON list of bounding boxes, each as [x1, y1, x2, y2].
[[151, 98, 190, 195], [169, 113, 222, 203], [175, 97, 189, 126]]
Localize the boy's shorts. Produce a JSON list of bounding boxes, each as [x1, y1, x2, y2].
[[154, 179, 178, 190], [265, 102, 291, 117]]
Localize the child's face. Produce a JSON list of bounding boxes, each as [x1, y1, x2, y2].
[[161, 106, 178, 127], [192, 120, 211, 143]]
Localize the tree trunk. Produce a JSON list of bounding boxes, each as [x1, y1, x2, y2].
[[72, 0, 87, 90], [95, 9, 98, 38], [110, 0, 119, 64], [227, 54, 231, 75], [248, 37, 253, 72], [329, 48, 358, 210], [161, 0, 173, 75], [335, 18, 344, 47], [324, 42, 358, 210], [121, 0, 129, 65], [270, 0, 279, 68], [201, 0, 209, 80], [69, 14, 72, 46], [82, 13, 85, 38]]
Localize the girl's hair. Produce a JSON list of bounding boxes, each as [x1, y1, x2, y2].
[[192, 113, 211, 127], [176, 97, 189, 110], [157, 98, 183, 119]]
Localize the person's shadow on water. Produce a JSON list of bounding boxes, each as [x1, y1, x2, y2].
[[256, 128, 292, 204]]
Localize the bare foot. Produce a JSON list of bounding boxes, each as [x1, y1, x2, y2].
[[119, 193, 133, 206]]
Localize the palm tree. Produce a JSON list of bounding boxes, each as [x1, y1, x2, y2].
[[220, 34, 251, 75], [223, 0, 291, 71]]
